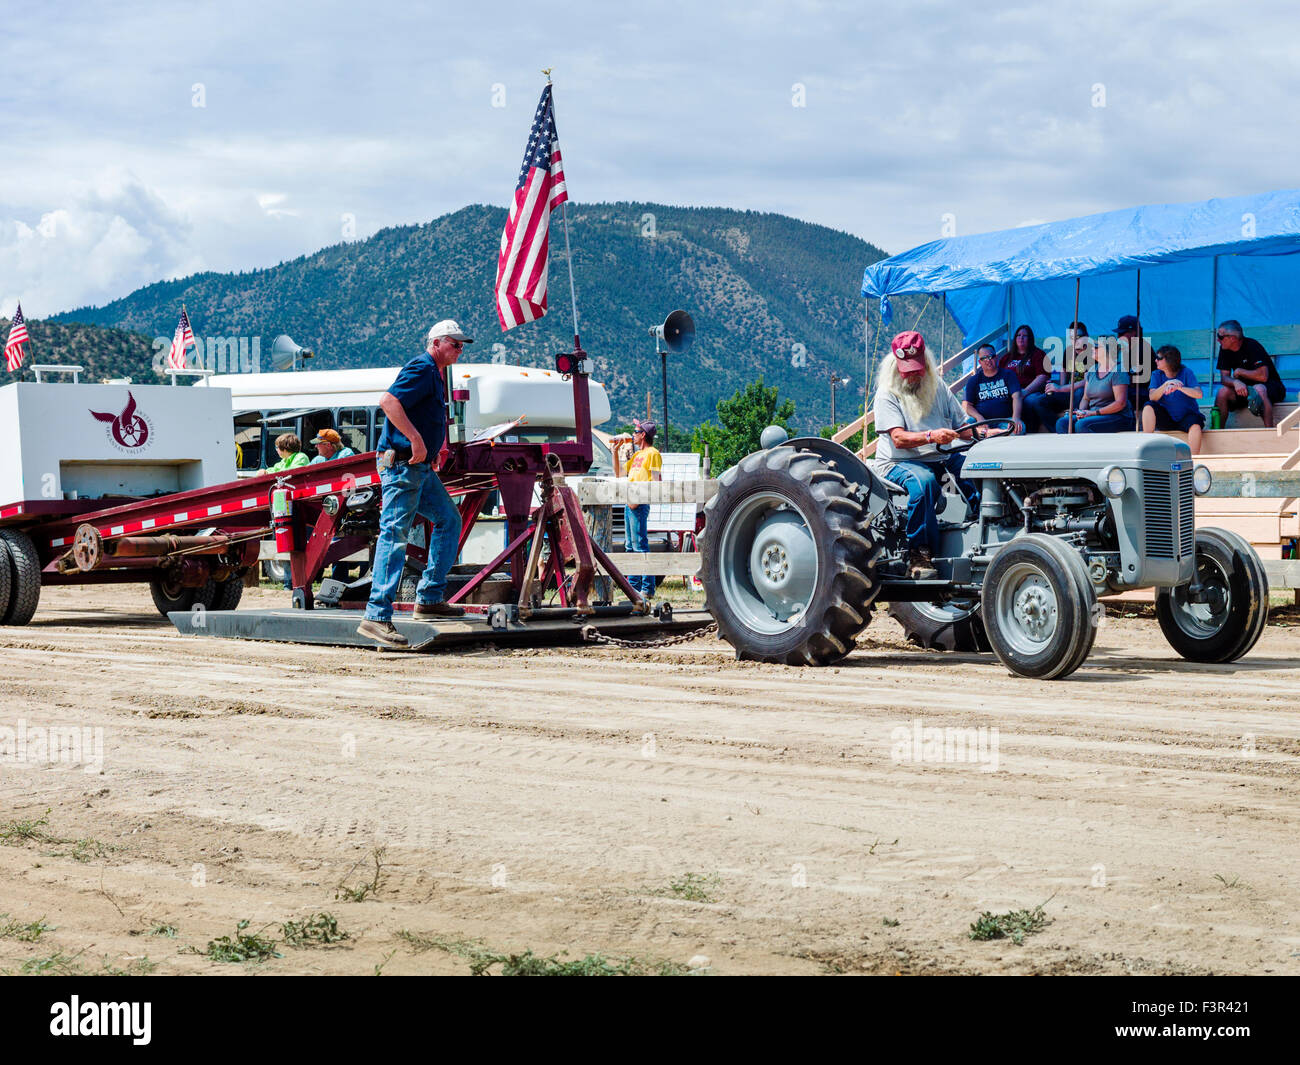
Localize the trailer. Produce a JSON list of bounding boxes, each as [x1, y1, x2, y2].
[[0, 357, 710, 649]]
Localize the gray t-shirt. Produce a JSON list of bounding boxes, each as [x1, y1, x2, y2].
[[874, 383, 968, 463], [1082, 367, 1132, 414]]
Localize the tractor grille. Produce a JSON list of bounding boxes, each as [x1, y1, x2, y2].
[[1178, 468, 1195, 558], [1143, 470, 1194, 560]]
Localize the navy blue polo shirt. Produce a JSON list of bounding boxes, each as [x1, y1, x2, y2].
[[377, 353, 447, 457]]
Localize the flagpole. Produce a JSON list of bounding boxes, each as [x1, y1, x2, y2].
[[546, 70, 582, 352]]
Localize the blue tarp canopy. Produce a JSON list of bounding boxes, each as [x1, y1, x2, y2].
[[861, 189, 1300, 349]]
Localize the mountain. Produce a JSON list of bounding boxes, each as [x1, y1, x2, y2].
[[0, 318, 156, 384], [52, 203, 953, 430]]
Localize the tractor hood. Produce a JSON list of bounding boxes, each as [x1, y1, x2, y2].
[[961, 433, 1192, 479]]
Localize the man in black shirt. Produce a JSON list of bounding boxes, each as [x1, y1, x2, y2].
[[1215, 319, 1286, 428]]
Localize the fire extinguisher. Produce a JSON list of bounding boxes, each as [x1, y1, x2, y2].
[[271, 483, 294, 555]]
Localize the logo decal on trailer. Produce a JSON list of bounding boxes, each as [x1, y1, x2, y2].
[[89, 392, 153, 452]]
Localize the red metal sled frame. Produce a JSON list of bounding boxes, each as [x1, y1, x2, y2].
[[0, 352, 644, 614]]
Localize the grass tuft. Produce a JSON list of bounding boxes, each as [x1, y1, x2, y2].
[[0, 808, 56, 844], [394, 930, 688, 977], [336, 847, 388, 903], [0, 914, 55, 942], [281, 912, 350, 947], [196, 920, 283, 963], [969, 904, 1049, 945], [653, 872, 721, 904]]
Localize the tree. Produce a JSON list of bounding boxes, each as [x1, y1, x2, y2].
[[818, 402, 875, 454], [691, 378, 796, 473]]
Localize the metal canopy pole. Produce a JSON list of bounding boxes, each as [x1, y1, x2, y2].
[[1068, 278, 1080, 434], [660, 348, 669, 446], [1210, 255, 1220, 398], [863, 302, 873, 455], [1134, 269, 1143, 430], [940, 293, 947, 364]]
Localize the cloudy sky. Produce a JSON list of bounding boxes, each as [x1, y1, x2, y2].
[[2, 0, 1297, 317]]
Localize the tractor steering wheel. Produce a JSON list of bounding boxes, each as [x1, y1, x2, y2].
[[935, 417, 1022, 453]]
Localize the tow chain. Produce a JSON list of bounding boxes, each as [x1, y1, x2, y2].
[[579, 620, 718, 649]]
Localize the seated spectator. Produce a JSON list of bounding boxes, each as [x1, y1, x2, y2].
[[1214, 319, 1286, 428], [309, 428, 357, 464], [999, 324, 1049, 431], [1055, 337, 1133, 434], [1026, 321, 1089, 432], [1142, 345, 1205, 454], [264, 433, 310, 474], [963, 344, 1023, 434]]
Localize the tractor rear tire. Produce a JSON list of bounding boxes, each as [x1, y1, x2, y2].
[[700, 445, 882, 665], [1156, 527, 1268, 663], [0, 529, 42, 626], [889, 599, 990, 652], [981, 534, 1097, 680]]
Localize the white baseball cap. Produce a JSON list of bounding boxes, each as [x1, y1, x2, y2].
[[427, 319, 474, 344]]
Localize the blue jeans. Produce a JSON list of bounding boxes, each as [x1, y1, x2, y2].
[[1025, 391, 1070, 432], [880, 456, 978, 553], [365, 461, 461, 622], [624, 503, 656, 597], [1055, 412, 1134, 434]]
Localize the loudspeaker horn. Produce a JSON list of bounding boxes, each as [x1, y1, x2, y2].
[[649, 309, 695, 354], [271, 334, 314, 371]]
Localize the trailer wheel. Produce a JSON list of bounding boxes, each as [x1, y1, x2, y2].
[[0, 539, 12, 622], [889, 599, 990, 652], [200, 576, 244, 612], [261, 559, 288, 584], [149, 573, 202, 616], [0, 529, 42, 626], [1156, 527, 1269, 663], [699, 445, 882, 665], [981, 534, 1097, 680]]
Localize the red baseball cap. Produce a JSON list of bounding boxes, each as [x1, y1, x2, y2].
[[891, 331, 927, 373]]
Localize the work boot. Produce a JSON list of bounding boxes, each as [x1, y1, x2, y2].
[[413, 601, 465, 620], [357, 619, 410, 649], [908, 549, 939, 581]]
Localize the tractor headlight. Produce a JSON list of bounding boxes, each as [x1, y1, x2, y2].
[[1193, 464, 1213, 495], [1101, 465, 1127, 498]]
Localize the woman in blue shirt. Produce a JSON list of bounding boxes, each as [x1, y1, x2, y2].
[[1142, 345, 1205, 454]]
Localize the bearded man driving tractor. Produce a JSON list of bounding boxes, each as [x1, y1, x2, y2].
[[873, 330, 980, 579]]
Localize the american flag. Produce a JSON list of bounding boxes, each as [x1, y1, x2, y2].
[[5, 303, 29, 372], [494, 84, 569, 331], [167, 306, 195, 371]]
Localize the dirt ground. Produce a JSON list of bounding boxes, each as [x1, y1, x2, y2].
[[0, 583, 1297, 976]]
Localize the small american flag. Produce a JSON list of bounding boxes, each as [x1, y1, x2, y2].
[[5, 303, 29, 372], [167, 306, 195, 371], [495, 84, 569, 331]]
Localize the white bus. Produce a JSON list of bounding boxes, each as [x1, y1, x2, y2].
[[198, 363, 617, 475]]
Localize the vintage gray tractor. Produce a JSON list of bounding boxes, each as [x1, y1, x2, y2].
[[698, 423, 1269, 679]]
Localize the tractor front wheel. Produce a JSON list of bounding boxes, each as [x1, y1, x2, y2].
[[1156, 527, 1268, 663], [981, 534, 1097, 680]]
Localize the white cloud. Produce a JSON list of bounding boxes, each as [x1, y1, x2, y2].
[[0, 174, 202, 317]]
